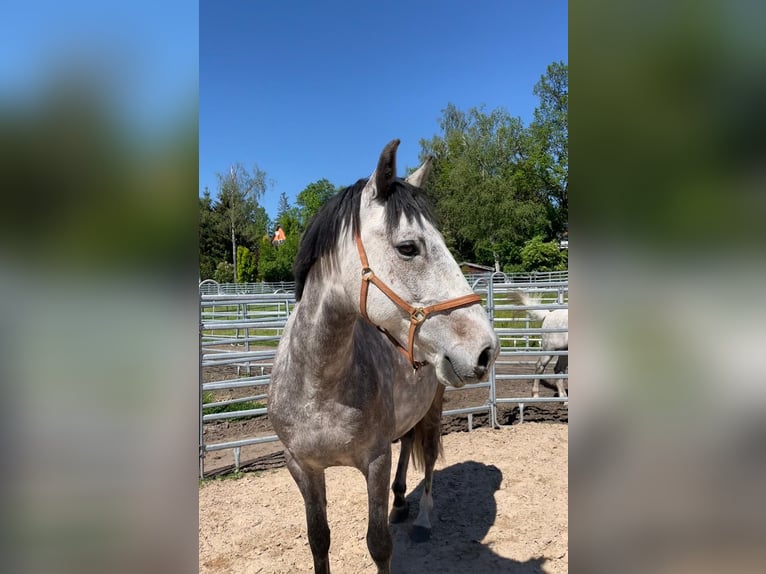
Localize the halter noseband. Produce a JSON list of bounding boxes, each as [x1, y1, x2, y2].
[[354, 231, 482, 369]]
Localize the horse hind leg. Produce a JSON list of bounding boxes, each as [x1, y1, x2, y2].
[[390, 429, 414, 524], [285, 452, 331, 574], [554, 353, 568, 406], [410, 385, 444, 543], [411, 449, 437, 543], [533, 355, 552, 398]]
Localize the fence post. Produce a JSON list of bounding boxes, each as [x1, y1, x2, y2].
[[244, 302, 251, 376], [486, 277, 498, 428], [199, 293, 205, 479]]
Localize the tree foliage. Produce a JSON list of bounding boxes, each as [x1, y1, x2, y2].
[[519, 236, 567, 272], [249, 179, 340, 282], [213, 261, 234, 283], [199, 167, 271, 281], [419, 104, 548, 268], [295, 179, 338, 228], [216, 163, 268, 283], [275, 196, 301, 239], [529, 61, 568, 231], [236, 245, 257, 282], [257, 233, 299, 282], [419, 62, 568, 270], [199, 188, 228, 279]]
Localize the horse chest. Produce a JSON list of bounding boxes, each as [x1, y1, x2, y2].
[[392, 368, 440, 437], [287, 398, 389, 466]]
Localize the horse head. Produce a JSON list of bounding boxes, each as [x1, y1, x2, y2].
[[349, 139, 498, 387]]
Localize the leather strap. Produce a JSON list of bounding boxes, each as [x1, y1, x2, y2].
[[354, 232, 481, 369]]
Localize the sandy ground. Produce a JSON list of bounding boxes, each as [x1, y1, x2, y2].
[[199, 423, 567, 573]]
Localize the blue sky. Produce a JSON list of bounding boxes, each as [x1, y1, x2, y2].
[[201, 0, 567, 220]]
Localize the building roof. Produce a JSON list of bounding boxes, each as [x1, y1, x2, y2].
[[458, 262, 495, 272]]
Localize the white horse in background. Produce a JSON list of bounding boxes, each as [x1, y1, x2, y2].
[[509, 291, 568, 399]]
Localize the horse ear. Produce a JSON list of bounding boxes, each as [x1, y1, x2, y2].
[[373, 139, 400, 199], [404, 156, 433, 188]]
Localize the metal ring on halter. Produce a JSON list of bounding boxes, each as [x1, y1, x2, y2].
[[410, 308, 426, 324]]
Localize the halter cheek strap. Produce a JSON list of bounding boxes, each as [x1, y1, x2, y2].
[[354, 232, 482, 369]]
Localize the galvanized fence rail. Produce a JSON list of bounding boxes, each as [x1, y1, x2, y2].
[[199, 276, 568, 477], [199, 279, 297, 296], [200, 270, 567, 296], [487, 280, 568, 427]]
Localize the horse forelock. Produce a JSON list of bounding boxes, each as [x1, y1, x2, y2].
[[293, 178, 436, 301], [383, 180, 436, 239]]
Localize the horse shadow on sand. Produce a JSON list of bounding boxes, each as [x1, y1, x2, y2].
[[390, 461, 548, 573]]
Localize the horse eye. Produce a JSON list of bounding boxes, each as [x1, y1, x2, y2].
[[395, 242, 419, 258]]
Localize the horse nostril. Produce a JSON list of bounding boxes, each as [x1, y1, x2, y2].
[[474, 346, 492, 378], [478, 346, 492, 368]]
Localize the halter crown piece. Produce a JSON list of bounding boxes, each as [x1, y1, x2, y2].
[[354, 232, 482, 369]]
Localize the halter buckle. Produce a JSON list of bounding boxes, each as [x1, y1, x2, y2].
[[361, 267, 374, 280], [410, 307, 426, 324]]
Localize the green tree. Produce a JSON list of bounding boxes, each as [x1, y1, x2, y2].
[[257, 232, 299, 282], [248, 204, 271, 278], [199, 187, 228, 279], [519, 236, 566, 272], [418, 63, 568, 269], [295, 178, 337, 228], [257, 181, 336, 282], [274, 192, 301, 238], [420, 104, 549, 268], [275, 192, 291, 225], [213, 261, 234, 283], [216, 163, 268, 284], [528, 61, 568, 233], [236, 245, 257, 282]]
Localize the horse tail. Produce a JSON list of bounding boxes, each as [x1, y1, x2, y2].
[[411, 385, 445, 471], [508, 290, 549, 322]]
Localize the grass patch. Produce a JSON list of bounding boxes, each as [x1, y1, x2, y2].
[[202, 390, 265, 420], [199, 468, 277, 487], [199, 471, 246, 487]]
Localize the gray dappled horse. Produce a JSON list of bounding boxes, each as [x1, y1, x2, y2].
[[269, 140, 499, 574]]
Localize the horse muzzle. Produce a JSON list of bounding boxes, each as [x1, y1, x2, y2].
[[433, 337, 498, 388]]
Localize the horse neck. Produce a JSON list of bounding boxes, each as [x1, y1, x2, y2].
[[292, 274, 358, 380]]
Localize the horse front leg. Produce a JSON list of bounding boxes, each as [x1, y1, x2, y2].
[[390, 429, 414, 523], [285, 452, 331, 574], [364, 447, 393, 574]]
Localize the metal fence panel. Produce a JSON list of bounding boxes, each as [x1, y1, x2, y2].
[[199, 275, 568, 476]]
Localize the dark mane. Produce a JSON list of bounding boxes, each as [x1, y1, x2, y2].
[[293, 177, 436, 301]]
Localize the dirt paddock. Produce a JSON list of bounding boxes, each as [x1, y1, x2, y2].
[[199, 423, 567, 573]]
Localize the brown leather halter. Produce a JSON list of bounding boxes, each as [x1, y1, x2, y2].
[[354, 231, 482, 369]]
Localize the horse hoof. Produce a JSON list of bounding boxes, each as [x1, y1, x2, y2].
[[410, 525, 431, 543], [390, 504, 409, 524]]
